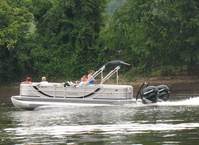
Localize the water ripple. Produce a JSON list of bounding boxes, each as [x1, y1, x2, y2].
[[4, 122, 199, 137]]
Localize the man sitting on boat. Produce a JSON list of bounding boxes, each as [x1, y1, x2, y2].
[[40, 76, 49, 86]]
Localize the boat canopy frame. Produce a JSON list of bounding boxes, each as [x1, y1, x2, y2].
[[91, 60, 130, 84]]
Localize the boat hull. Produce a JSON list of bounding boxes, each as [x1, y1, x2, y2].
[[11, 95, 137, 110], [11, 83, 134, 110]]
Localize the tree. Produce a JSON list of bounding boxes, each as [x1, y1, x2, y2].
[[0, 0, 33, 83], [99, 0, 199, 75], [30, 0, 106, 79]]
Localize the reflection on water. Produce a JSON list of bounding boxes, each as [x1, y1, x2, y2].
[[1, 93, 199, 144]]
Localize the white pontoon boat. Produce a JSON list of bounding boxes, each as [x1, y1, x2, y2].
[[11, 60, 170, 110]]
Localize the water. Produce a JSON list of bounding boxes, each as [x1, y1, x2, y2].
[[1, 88, 199, 145]]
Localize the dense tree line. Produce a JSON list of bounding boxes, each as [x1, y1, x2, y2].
[[0, 0, 199, 83], [0, 0, 105, 83], [100, 0, 199, 76], [0, 0, 34, 83]]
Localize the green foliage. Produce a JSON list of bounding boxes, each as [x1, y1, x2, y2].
[[30, 0, 106, 79], [106, 0, 126, 15], [0, 0, 106, 83], [1, 0, 199, 84], [0, 0, 33, 83], [100, 0, 199, 75]]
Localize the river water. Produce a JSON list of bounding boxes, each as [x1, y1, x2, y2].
[[1, 88, 199, 145]]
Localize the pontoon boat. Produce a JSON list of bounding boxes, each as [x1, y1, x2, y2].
[[11, 60, 170, 110]]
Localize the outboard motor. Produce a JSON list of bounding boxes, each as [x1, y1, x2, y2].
[[156, 85, 170, 101], [136, 83, 170, 104], [141, 86, 158, 104]]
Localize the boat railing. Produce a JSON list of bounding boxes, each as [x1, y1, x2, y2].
[[20, 84, 132, 98], [101, 66, 120, 84], [86, 60, 130, 85], [91, 65, 121, 85], [92, 65, 105, 81]]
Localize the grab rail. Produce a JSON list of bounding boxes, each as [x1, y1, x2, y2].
[[100, 66, 120, 84], [92, 65, 105, 81]]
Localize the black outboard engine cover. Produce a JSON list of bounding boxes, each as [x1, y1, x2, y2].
[[141, 86, 158, 104], [138, 83, 170, 104], [156, 85, 170, 101]]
